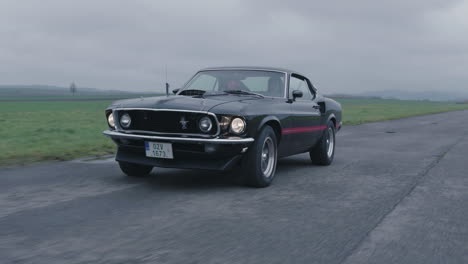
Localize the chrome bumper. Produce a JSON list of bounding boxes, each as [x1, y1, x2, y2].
[[103, 130, 254, 144]]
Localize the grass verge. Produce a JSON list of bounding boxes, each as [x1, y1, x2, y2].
[[338, 98, 468, 125], [0, 101, 115, 166]]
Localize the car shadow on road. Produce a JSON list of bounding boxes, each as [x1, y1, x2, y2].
[[107, 154, 316, 190], [120, 168, 244, 190], [277, 155, 314, 169]]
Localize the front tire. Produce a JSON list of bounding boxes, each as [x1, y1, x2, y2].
[[309, 121, 335, 166], [118, 161, 153, 177], [241, 126, 278, 188]]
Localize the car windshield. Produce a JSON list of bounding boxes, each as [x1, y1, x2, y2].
[[181, 70, 286, 97]]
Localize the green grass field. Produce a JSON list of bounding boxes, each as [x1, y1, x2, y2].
[[0, 101, 115, 166], [338, 98, 468, 125], [1, 98, 467, 166]]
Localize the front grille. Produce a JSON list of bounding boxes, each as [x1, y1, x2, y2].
[[115, 109, 218, 136]]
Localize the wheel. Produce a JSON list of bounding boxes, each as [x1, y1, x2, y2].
[[241, 126, 278, 188], [309, 121, 335, 166], [118, 161, 153, 177]]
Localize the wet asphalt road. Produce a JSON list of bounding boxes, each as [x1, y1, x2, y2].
[[1, 110, 467, 264]]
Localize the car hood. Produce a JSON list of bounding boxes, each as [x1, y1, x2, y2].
[[109, 95, 260, 112]]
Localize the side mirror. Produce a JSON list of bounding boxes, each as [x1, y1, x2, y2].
[[172, 88, 180, 94], [292, 90, 303, 101]]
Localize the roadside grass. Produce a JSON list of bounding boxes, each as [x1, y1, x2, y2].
[[1, 98, 468, 166], [337, 98, 468, 125], [0, 101, 115, 166]]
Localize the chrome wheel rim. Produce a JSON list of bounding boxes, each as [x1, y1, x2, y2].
[[326, 127, 334, 158], [261, 137, 276, 178]]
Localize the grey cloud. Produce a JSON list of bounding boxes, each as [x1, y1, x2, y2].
[[0, 0, 467, 95]]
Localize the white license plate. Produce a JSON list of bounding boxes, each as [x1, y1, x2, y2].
[[144, 142, 174, 159]]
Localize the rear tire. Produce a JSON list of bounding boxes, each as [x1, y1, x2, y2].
[[241, 126, 278, 188], [309, 121, 335, 166], [118, 161, 153, 177]]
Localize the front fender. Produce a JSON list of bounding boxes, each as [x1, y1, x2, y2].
[[250, 115, 283, 143]]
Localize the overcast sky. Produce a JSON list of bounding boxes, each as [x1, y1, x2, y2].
[[1, 0, 467, 94]]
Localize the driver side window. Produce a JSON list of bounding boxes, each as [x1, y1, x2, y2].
[[289, 76, 313, 100]]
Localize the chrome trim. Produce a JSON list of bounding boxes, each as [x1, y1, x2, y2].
[[120, 130, 215, 138], [103, 130, 254, 144], [114, 108, 213, 114], [113, 108, 221, 137], [197, 68, 288, 74]]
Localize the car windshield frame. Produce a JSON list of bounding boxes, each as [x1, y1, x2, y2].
[[180, 69, 288, 99]]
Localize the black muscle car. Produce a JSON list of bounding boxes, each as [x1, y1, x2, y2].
[[103, 67, 342, 187]]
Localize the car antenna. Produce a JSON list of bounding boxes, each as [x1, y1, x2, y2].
[[165, 64, 170, 96]]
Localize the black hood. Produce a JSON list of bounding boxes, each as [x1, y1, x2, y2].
[[109, 95, 260, 112]]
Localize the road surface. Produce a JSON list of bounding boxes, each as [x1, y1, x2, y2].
[[1, 110, 467, 264]]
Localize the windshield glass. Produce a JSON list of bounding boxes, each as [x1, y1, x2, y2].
[[182, 70, 286, 97]]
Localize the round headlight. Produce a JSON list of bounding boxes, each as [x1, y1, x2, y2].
[[107, 113, 115, 128], [230, 118, 246, 134], [199, 116, 213, 133], [120, 113, 132, 128]]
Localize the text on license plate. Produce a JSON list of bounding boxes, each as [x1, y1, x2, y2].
[[144, 142, 174, 159]]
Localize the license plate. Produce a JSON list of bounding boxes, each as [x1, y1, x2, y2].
[[144, 142, 174, 159]]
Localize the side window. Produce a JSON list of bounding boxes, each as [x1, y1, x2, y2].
[[289, 76, 312, 100]]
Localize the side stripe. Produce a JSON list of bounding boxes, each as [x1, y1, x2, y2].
[[281, 125, 327, 135]]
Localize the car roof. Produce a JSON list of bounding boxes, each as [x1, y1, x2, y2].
[[199, 66, 305, 76]]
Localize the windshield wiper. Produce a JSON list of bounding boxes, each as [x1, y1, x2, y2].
[[223, 90, 264, 97]]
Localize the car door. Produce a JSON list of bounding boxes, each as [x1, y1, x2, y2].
[[288, 74, 323, 153]]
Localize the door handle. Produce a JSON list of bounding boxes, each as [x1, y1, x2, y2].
[[312, 105, 320, 110]]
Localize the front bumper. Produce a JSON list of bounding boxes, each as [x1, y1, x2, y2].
[[103, 130, 254, 170], [103, 130, 254, 144]]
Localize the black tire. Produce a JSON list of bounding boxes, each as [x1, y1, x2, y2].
[[309, 121, 336, 166], [118, 161, 153, 177], [241, 126, 278, 188]]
